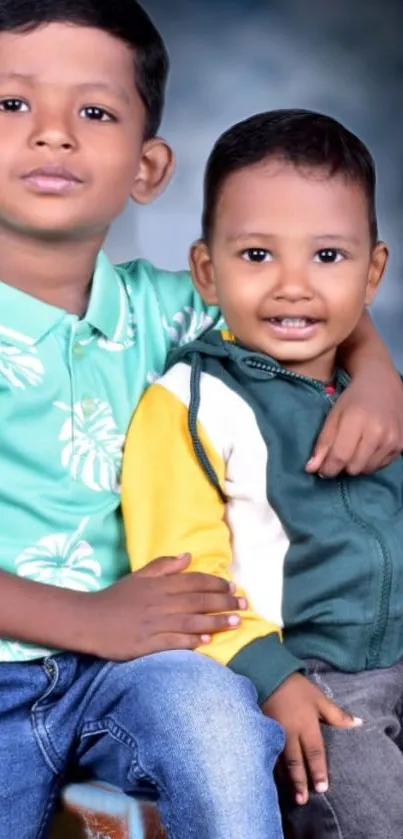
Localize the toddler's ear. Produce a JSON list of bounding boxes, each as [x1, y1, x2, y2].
[[365, 241, 388, 305], [131, 138, 175, 205], [189, 240, 219, 305]]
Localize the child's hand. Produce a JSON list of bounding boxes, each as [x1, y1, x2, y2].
[[307, 368, 403, 477], [262, 673, 361, 805], [86, 553, 245, 660]]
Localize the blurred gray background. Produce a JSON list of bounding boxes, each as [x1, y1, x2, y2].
[[105, 0, 403, 365]]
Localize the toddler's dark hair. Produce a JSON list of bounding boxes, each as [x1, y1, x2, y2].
[[202, 109, 378, 244]]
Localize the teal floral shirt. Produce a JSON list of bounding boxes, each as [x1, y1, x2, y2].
[[0, 251, 222, 661]]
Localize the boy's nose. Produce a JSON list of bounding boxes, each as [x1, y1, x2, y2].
[[272, 266, 314, 301], [34, 133, 75, 152], [29, 114, 77, 153]]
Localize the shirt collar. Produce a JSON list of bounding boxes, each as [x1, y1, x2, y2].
[[0, 250, 130, 348], [84, 251, 131, 343]]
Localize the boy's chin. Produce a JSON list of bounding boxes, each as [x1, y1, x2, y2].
[[9, 214, 107, 244]]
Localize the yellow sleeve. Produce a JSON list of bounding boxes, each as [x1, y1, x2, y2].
[[121, 378, 280, 666]]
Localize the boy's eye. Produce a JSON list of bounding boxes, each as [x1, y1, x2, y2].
[[79, 106, 115, 122], [241, 248, 272, 263], [314, 248, 344, 264], [0, 98, 29, 113]]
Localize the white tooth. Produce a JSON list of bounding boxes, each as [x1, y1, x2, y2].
[[280, 318, 307, 327]]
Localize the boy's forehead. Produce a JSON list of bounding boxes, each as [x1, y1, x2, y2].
[[0, 22, 138, 97], [216, 162, 371, 241]]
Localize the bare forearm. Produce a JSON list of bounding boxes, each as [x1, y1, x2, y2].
[[0, 569, 95, 653], [339, 310, 395, 375]]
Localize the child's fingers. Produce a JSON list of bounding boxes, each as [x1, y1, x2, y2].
[[283, 735, 309, 806], [300, 725, 329, 799], [306, 412, 340, 474], [308, 412, 362, 477], [307, 393, 403, 477], [319, 695, 362, 731], [140, 553, 191, 576], [344, 435, 381, 475], [346, 428, 402, 474]]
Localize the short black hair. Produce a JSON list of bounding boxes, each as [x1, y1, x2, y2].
[[0, 0, 169, 139], [202, 109, 378, 244]]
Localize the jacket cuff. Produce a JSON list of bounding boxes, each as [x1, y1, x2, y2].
[[228, 633, 306, 703]]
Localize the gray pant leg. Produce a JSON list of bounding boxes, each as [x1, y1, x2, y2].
[[281, 658, 403, 839]]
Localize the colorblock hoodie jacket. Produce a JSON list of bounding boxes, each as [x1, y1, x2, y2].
[[122, 331, 403, 703]]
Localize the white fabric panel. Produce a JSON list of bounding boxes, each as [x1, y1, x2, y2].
[[159, 362, 289, 626]]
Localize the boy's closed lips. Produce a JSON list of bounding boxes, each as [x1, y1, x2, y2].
[[22, 163, 84, 194]]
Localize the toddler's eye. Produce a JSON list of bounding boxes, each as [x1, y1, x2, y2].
[[80, 106, 115, 122], [0, 98, 29, 113], [241, 248, 272, 263], [314, 249, 344, 264]]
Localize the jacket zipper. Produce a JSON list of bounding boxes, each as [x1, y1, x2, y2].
[[337, 481, 392, 667], [245, 357, 392, 667]]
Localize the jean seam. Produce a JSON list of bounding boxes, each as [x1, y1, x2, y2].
[[76, 659, 115, 719], [34, 657, 115, 776], [35, 778, 60, 839], [31, 659, 64, 775], [80, 716, 138, 751], [322, 793, 345, 839], [80, 716, 169, 798]]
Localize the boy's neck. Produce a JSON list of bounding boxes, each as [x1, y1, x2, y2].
[[0, 229, 106, 317]]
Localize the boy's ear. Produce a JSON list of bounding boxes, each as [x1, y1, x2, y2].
[[365, 241, 389, 305], [131, 138, 175, 205], [189, 240, 219, 305]]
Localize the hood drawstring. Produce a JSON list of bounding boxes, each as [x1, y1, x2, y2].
[[187, 353, 228, 504]]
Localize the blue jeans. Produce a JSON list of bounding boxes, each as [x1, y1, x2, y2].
[[0, 650, 284, 839]]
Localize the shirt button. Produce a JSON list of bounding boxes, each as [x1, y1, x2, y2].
[[82, 396, 95, 416], [72, 343, 85, 359]]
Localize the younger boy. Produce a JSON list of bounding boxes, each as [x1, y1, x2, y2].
[[123, 109, 403, 839]]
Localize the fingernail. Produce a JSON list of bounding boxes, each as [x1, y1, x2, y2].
[[315, 781, 328, 794], [237, 597, 248, 610], [228, 615, 241, 626], [296, 794, 307, 806], [352, 716, 363, 726], [177, 553, 190, 560], [200, 634, 211, 644], [229, 582, 236, 593]]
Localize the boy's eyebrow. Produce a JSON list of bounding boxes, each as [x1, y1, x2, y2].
[[312, 234, 361, 246], [0, 73, 130, 104], [225, 232, 362, 245], [225, 232, 274, 243], [0, 72, 36, 84], [74, 82, 131, 105]]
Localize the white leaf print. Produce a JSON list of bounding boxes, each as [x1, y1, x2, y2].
[[15, 517, 102, 592], [97, 316, 136, 352], [71, 311, 136, 354], [0, 343, 44, 389], [55, 400, 124, 492], [163, 307, 214, 347], [98, 291, 137, 352]]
